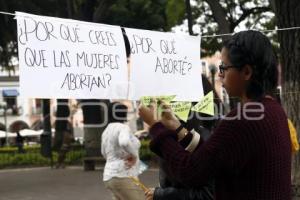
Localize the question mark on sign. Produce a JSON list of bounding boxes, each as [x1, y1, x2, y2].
[[184, 56, 192, 73], [187, 63, 192, 73], [106, 73, 112, 86]]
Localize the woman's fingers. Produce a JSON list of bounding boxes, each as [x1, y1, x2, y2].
[[138, 98, 156, 113], [145, 188, 154, 200], [145, 189, 150, 195], [138, 105, 157, 126], [159, 100, 169, 109], [149, 98, 156, 109], [160, 101, 174, 119], [149, 98, 158, 119], [138, 105, 148, 114]]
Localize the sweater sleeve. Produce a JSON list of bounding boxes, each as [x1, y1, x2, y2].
[[149, 112, 253, 187], [154, 186, 214, 200]]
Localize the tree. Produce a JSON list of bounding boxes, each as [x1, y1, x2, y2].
[[273, 0, 300, 191], [92, 0, 184, 31], [183, 0, 276, 56]]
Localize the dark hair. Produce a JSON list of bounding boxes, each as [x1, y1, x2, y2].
[[109, 102, 128, 123], [121, 28, 131, 58], [223, 30, 278, 99]]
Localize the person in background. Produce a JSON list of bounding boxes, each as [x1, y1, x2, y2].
[[56, 129, 74, 168], [101, 102, 144, 200], [16, 131, 25, 153]]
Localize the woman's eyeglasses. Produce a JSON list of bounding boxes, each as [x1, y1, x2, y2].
[[219, 63, 235, 74]]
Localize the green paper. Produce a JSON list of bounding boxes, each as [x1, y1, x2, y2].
[[170, 102, 192, 122], [140, 96, 152, 106], [191, 91, 214, 116], [156, 95, 176, 118], [140, 95, 176, 106], [156, 95, 176, 103]]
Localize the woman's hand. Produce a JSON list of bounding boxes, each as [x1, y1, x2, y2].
[[138, 100, 158, 127], [124, 155, 137, 169], [160, 101, 181, 131], [138, 100, 182, 131], [145, 188, 155, 200]]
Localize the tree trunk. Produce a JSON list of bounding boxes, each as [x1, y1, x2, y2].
[[80, 0, 96, 22], [80, 99, 110, 170], [42, 99, 51, 137], [185, 0, 194, 35], [274, 0, 300, 197], [53, 99, 70, 151], [66, 0, 74, 19], [205, 0, 231, 34], [40, 99, 52, 159]]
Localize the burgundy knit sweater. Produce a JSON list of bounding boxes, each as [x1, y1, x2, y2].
[[149, 98, 291, 200]]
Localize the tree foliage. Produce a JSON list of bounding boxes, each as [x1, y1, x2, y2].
[[184, 0, 276, 55]]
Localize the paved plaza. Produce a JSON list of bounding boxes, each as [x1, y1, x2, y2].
[[0, 167, 159, 200]]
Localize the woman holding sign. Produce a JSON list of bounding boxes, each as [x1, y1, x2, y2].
[[139, 30, 291, 200]]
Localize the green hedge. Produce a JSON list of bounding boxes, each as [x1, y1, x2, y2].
[[0, 140, 154, 169], [0, 145, 84, 169], [140, 140, 155, 161], [0, 145, 41, 153], [0, 152, 52, 167]]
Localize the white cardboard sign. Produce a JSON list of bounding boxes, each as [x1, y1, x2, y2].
[[16, 12, 128, 99], [125, 28, 203, 101]]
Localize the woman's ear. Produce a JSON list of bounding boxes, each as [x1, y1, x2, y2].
[[243, 64, 253, 81]]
